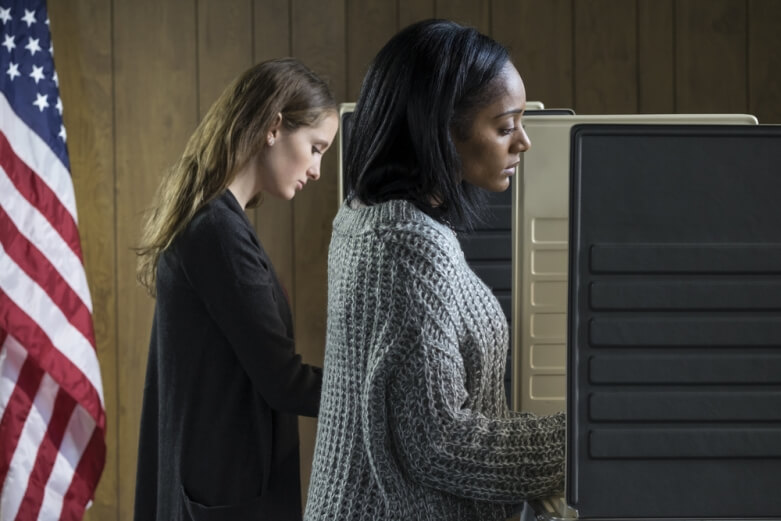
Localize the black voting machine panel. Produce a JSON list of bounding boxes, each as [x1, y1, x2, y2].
[[339, 108, 574, 406], [567, 124, 781, 519]]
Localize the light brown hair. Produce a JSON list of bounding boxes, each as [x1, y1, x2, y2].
[[136, 58, 337, 296]]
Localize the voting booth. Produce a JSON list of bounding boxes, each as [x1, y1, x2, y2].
[[512, 113, 758, 417], [336, 103, 781, 520], [562, 123, 781, 520]]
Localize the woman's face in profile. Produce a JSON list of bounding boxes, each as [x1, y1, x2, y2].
[[258, 112, 339, 200], [454, 62, 531, 192]]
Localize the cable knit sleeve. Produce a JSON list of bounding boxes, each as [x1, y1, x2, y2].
[[369, 225, 565, 503]]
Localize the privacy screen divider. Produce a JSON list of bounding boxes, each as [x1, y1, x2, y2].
[[567, 124, 781, 520]]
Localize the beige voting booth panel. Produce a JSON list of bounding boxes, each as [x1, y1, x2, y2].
[[512, 113, 759, 416]]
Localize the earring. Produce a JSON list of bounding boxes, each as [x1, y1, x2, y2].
[[267, 135, 275, 146]]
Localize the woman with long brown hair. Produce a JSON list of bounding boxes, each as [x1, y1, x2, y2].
[[134, 58, 337, 521]]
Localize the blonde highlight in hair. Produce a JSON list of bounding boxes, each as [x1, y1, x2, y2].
[[136, 58, 336, 296]]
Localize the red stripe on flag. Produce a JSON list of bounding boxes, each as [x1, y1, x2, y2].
[[58, 427, 105, 521], [0, 290, 104, 431], [0, 206, 95, 347], [0, 327, 7, 346], [0, 358, 45, 486], [0, 130, 83, 262], [15, 389, 77, 521]]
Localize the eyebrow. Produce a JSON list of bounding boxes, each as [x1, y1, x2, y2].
[[493, 108, 524, 119]]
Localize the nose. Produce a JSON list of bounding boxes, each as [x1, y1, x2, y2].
[[513, 126, 531, 153], [307, 163, 320, 181]]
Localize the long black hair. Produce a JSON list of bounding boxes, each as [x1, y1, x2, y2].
[[345, 19, 510, 228]]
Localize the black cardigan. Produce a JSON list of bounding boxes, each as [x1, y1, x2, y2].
[[134, 191, 322, 521]]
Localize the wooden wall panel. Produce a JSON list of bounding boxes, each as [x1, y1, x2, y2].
[[676, 0, 747, 113], [197, 0, 253, 116], [398, 0, 434, 28], [254, 0, 295, 296], [575, 0, 637, 114], [113, 1, 198, 519], [48, 2, 116, 520], [749, 0, 781, 123], [638, 0, 675, 113], [492, 0, 574, 109], [435, 0, 491, 33], [346, 0, 398, 101], [291, 0, 347, 504]]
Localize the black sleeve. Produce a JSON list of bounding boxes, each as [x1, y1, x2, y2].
[[179, 206, 322, 417]]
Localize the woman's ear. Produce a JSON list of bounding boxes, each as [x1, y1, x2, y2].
[[268, 112, 283, 139]]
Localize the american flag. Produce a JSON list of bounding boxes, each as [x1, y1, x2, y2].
[[0, 1, 106, 520]]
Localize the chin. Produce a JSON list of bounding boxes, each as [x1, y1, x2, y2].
[[281, 186, 297, 200], [269, 191, 295, 201], [486, 179, 511, 192]]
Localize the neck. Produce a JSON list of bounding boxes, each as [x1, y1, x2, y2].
[[227, 161, 260, 209]]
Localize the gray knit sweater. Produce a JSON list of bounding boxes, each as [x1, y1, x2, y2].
[[305, 200, 565, 521]]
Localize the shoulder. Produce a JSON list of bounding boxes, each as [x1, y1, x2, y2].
[[333, 200, 465, 291], [187, 192, 250, 241], [334, 199, 461, 259], [175, 192, 272, 284], [385, 205, 463, 280]]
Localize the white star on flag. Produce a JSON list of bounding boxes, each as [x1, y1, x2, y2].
[[2, 33, 15, 52], [52, 69, 58, 86], [0, 6, 11, 24], [24, 36, 40, 55], [6, 61, 19, 80], [21, 8, 35, 27], [58, 123, 66, 141], [29, 63, 44, 83], [55, 96, 62, 114], [32, 91, 48, 111]]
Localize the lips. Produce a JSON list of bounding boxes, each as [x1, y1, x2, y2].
[[502, 161, 520, 175]]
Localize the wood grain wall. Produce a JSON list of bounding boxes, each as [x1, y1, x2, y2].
[[47, 1, 781, 519]]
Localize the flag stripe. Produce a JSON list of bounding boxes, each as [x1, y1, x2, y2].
[[16, 389, 77, 521], [0, 333, 23, 429], [0, 167, 92, 312], [40, 405, 96, 520], [59, 426, 104, 521], [0, 205, 95, 348], [0, 357, 44, 487], [0, 286, 104, 427], [1, 372, 59, 520], [0, 237, 101, 402], [0, 93, 77, 221], [0, 130, 82, 261]]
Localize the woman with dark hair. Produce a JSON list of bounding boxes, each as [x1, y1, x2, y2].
[[305, 20, 565, 520], [134, 58, 338, 521]]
